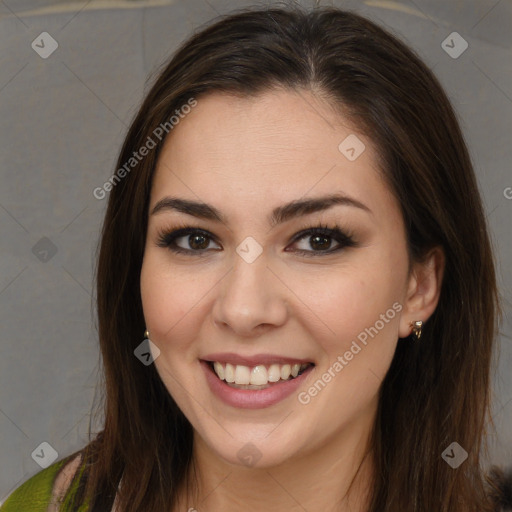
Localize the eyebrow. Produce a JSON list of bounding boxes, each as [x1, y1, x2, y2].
[[150, 193, 373, 227]]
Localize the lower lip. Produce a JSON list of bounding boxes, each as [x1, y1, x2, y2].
[[201, 361, 314, 409]]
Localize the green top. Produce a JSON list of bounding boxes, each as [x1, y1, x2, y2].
[[1, 457, 90, 512]]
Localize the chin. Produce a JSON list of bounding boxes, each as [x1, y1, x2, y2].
[[194, 420, 310, 470]]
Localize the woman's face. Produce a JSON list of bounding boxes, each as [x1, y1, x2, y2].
[[140, 88, 417, 468]]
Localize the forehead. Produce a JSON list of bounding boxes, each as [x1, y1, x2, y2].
[[150, 88, 394, 223]]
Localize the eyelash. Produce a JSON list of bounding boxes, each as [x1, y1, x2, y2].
[[155, 222, 357, 258]]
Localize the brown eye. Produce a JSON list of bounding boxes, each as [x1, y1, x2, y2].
[[188, 233, 210, 250], [309, 234, 332, 251], [156, 227, 221, 255], [287, 225, 357, 256]]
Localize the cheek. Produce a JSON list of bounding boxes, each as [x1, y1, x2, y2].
[[308, 269, 400, 342], [301, 245, 407, 374], [140, 251, 222, 360], [303, 268, 402, 418], [140, 256, 198, 404], [140, 253, 193, 348]]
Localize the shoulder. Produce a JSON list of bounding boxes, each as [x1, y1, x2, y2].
[[48, 454, 83, 511], [1, 454, 83, 512]]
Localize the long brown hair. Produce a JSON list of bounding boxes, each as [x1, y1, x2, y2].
[[60, 4, 502, 511]]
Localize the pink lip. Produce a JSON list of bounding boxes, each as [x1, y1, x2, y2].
[[200, 360, 315, 409], [201, 352, 313, 366]]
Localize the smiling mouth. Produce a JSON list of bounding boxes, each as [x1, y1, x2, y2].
[[206, 361, 314, 390]]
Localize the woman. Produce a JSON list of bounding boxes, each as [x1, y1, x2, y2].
[[2, 4, 510, 511]]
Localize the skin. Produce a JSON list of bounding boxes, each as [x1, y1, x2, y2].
[[140, 87, 445, 512]]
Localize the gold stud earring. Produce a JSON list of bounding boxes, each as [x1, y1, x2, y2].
[[410, 320, 423, 341], [144, 329, 150, 339]]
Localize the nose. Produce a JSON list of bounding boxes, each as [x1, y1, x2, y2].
[[212, 250, 288, 337]]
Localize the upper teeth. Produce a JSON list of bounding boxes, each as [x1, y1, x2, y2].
[[212, 362, 310, 385]]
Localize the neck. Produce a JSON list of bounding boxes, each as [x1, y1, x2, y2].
[[179, 414, 375, 512]]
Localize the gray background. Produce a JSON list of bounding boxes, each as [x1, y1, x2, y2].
[[1, 0, 511, 503]]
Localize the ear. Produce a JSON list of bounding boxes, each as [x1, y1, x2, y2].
[[398, 246, 445, 338]]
